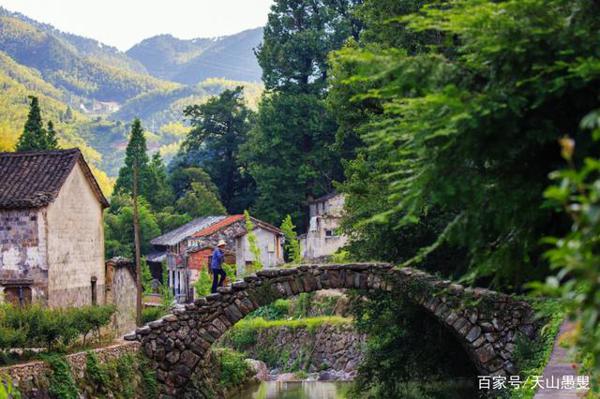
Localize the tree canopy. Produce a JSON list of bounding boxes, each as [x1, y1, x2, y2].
[[179, 87, 256, 214], [16, 96, 60, 152]]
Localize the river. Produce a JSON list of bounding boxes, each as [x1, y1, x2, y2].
[[230, 381, 352, 399]]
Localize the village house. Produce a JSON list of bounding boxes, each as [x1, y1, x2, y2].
[[300, 192, 348, 260], [0, 149, 109, 307], [147, 214, 283, 303]]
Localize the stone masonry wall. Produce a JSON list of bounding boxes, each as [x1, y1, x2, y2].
[[0, 341, 140, 396], [223, 323, 365, 375], [0, 208, 48, 303]]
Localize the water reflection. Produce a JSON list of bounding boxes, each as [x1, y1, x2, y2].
[[231, 381, 350, 399]]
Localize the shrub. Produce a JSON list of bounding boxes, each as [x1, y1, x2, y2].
[[45, 354, 78, 399], [142, 307, 164, 324], [0, 374, 21, 399], [0, 304, 116, 352], [215, 348, 251, 389]]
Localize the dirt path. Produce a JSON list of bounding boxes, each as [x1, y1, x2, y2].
[[534, 322, 589, 399]]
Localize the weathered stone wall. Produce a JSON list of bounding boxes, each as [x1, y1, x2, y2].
[[0, 208, 48, 303], [0, 341, 140, 396], [128, 263, 538, 398], [46, 163, 105, 308], [106, 259, 137, 336], [224, 323, 365, 375]]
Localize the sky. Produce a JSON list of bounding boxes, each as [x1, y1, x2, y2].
[[0, 0, 273, 51]]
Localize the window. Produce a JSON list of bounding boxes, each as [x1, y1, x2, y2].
[[325, 229, 340, 238], [91, 277, 97, 305]]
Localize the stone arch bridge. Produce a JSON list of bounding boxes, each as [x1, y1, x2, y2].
[[126, 263, 537, 397]]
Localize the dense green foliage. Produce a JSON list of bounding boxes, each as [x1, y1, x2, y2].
[[0, 304, 115, 355], [178, 87, 256, 213], [43, 352, 158, 399], [243, 0, 363, 228], [348, 291, 477, 398], [331, 0, 600, 290], [46, 354, 79, 399], [214, 347, 253, 389], [530, 113, 600, 389], [114, 119, 152, 198]]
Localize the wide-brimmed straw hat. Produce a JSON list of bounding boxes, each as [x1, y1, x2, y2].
[[217, 240, 227, 247]]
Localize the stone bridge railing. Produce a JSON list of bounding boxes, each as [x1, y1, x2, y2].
[[125, 263, 537, 398]]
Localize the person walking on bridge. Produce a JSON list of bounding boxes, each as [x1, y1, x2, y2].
[[210, 240, 228, 293]]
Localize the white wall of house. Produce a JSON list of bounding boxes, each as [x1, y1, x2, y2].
[[302, 194, 348, 260], [235, 227, 283, 274], [46, 163, 105, 308]]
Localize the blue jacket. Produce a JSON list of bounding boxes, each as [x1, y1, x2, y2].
[[210, 248, 224, 270]]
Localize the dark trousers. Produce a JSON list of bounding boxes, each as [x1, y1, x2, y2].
[[211, 268, 227, 293]]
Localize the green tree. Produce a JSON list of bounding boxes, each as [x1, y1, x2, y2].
[[114, 119, 151, 199], [147, 152, 175, 210], [169, 167, 220, 200], [16, 96, 59, 151], [280, 214, 302, 263], [45, 121, 59, 149], [330, 0, 600, 289], [530, 112, 600, 388], [104, 196, 161, 258], [257, 0, 363, 95], [244, 93, 339, 228], [175, 183, 226, 218], [180, 87, 256, 213], [244, 0, 363, 228]]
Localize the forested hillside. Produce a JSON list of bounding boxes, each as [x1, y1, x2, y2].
[[127, 28, 263, 84], [0, 6, 263, 185]]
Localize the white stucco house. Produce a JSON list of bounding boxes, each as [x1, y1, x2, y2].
[[0, 149, 109, 307]]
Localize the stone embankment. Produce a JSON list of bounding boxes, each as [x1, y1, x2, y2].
[[0, 341, 140, 396], [222, 322, 366, 380], [225, 322, 365, 379]]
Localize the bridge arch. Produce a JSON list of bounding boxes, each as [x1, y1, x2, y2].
[[127, 263, 537, 397]]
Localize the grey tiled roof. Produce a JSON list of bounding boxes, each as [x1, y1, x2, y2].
[[150, 216, 226, 246], [0, 148, 109, 209]]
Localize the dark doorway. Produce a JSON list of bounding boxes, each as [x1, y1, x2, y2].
[[4, 286, 32, 307]]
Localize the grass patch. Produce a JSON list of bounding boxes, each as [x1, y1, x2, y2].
[[233, 316, 351, 332]]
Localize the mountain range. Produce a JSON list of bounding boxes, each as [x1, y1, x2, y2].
[[0, 6, 264, 190]]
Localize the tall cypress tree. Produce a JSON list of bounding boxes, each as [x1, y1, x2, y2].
[[45, 121, 59, 150], [114, 119, 151, 199], [16, 96, 47, 151], [244, 0, 362, 228]]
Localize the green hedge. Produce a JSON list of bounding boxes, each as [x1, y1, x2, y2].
[[0, 304, 116, 352]]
